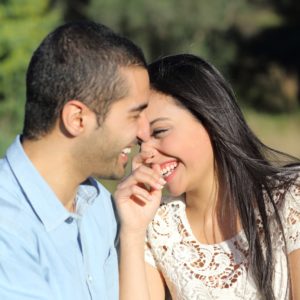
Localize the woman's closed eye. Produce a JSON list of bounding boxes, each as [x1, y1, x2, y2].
[[152, 128, 168, 138]]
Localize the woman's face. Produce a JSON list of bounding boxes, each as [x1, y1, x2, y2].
[[142, 90, 215, 197]]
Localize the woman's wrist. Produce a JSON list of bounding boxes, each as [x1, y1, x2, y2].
[[119, 228, 147, 246]]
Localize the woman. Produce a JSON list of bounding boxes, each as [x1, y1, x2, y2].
[[115, 54, 300, 299]]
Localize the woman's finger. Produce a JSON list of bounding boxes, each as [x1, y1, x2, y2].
[[132, 150, 157, 170], [116, 184, 155, 204], [118, 165, 165, 190]]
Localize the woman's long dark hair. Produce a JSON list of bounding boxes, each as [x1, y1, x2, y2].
[[148, 54, 299, 300]]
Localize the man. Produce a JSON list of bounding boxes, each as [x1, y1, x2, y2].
[[0, 21, 150, 300]]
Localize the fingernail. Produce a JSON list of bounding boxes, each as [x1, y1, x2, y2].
[[154, 184, 164, 190], [158, 178, 166, 185]]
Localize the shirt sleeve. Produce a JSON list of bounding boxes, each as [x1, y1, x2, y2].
[[282, 176, 300, 254], [0, 227, 55, 300]]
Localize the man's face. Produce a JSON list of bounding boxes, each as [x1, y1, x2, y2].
[[82, 66, 150, 179]]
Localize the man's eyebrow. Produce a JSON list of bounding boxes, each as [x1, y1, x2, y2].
[[129, 103, 148, 113], [150, 117, 170, 125]]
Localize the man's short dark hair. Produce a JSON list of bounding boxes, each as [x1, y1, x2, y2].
[[23, 21, 147, 140]]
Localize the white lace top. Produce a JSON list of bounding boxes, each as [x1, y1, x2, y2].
[[145, 175, 300, 300]]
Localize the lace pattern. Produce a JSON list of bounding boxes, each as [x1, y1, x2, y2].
[[145, 174, 300, 300]]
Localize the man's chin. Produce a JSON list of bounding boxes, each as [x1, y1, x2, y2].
[[95, 168, 126, 181]]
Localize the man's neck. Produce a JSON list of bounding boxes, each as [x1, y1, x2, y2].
[[22, 136, 83, 211]]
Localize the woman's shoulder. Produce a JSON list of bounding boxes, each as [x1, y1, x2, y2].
[[267, 168, 300, 207], [154, 195, 185, 221], [145, 196, 186, 267], [274, 169, 300, 253], [146, 196, 185, 238], [287, 171, 300, 201], [279, 169, 300, 215]]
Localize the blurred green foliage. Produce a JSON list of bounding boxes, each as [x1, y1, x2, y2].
[[0, 0, 61, 154], [87, 0, 249, 72]]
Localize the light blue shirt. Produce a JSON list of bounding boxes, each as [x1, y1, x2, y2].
[[0, 136, 118, 300]]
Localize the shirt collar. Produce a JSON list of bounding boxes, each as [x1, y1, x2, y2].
[[76, 179, 99, 217], [5, 136, 100, 231]]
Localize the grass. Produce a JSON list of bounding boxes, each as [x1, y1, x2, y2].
[[243, 108, 300, 158]]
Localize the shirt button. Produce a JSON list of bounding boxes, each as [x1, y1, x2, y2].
[[87, 275, 93, 283], [65, 217, 73, 224]]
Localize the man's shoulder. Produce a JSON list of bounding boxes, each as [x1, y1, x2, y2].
[[0, 190, 38, 254], [0, 155, 25, 206], [0, 156, 38, 236], [0, 156, 11, 180], [0, 185, 33, 232]]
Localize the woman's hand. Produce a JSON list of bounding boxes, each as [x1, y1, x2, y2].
[[116, 152, 167, 300], [114, 151, 165, 235]]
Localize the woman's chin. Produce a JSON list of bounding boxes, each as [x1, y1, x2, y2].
[[166, 186, 185, 198]]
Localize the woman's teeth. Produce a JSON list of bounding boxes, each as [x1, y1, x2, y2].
[[160, 162, 178, 178]]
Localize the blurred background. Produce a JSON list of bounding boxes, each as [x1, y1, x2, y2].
[[0, 0, 299, 190]]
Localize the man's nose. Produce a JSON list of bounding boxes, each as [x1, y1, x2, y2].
[[136, 113, 150, 143]]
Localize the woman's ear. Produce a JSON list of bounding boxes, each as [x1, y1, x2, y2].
[[61, 100, 90, 137]]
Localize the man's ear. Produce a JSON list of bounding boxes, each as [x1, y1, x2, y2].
[[61, 100, 92, 137]]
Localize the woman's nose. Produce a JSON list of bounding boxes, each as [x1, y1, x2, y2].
[[140, 142, 157, 160]]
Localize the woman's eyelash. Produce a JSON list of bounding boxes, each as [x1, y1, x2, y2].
[[152, 129, 168, 136]]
